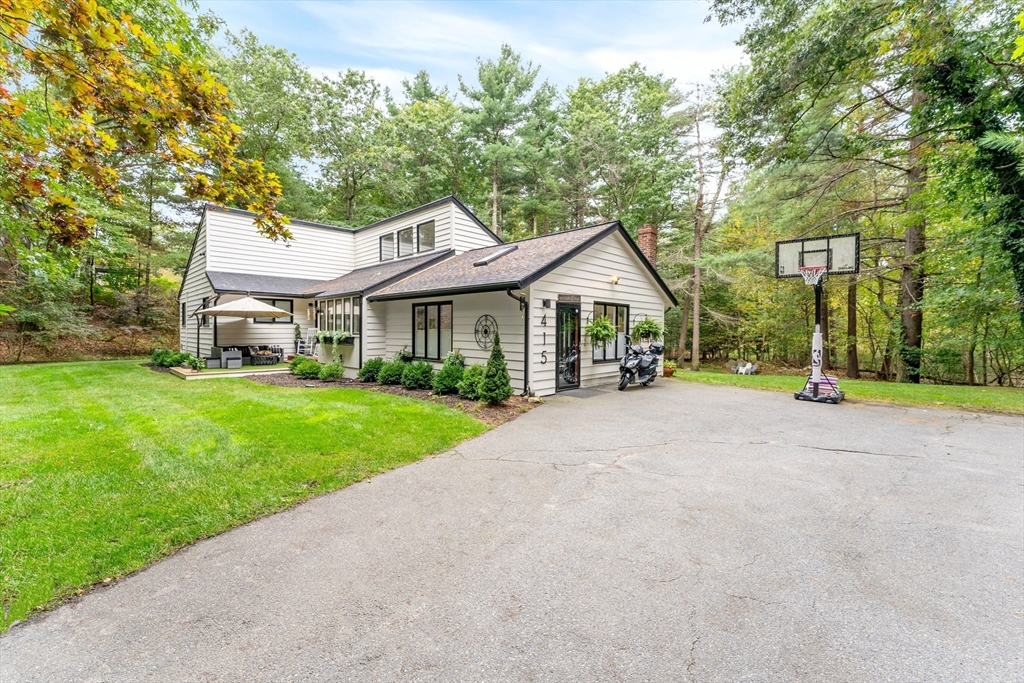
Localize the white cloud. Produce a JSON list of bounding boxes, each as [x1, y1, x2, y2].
[[202, 0, 747, 97]]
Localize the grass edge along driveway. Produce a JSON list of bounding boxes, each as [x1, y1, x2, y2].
[[671, 369, 1024, 415], [0, 361, 487, 632]]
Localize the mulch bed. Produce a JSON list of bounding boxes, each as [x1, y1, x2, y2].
[[247, 373, 536, 427]]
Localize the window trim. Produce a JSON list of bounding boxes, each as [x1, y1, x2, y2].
[[411, 301, 453, 361], [253, 298, 293, 324], [592, 301, 630, 363], [380, 233, 395, 261]]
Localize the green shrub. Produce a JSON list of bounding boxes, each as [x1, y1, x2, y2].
[[443, 350, 466, 368], [377, 360, 406, 385], [457, 364, 486, 400], [151, 349, 186, 367], [401, 361, 434, 390], [291, 357, 322, 380], [184, 354, 205, 372], [477, 332, 513, 405], [289, 356, 309, 372], [432, 362, 464, 394], [318, 361, 344, 381], [393, 347, 414, 363], [357, 357, 385, 382]]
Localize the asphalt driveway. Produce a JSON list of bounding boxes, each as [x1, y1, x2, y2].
[[2, 380, 1022, 682]]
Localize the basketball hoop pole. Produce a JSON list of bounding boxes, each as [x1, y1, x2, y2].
[[811, 281, 823, 398]]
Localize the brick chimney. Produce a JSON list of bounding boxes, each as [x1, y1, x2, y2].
[[638, 223, 658, 267]]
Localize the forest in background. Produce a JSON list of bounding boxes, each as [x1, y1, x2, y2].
[[1, 0, 1021, 386]]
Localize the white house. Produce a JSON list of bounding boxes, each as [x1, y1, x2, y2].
[[178, 196, 677, 396]]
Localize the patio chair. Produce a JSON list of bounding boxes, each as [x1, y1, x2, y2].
[[297, 328, 318, 356]]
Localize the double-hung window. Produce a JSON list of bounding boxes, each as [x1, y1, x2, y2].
[[253, 299, 293, 324], [592, 302, 629, 362], [412, 302, 452, 360]]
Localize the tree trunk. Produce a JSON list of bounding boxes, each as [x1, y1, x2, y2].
[[691, 262, 702, 371], [677, 285, 691, 362], [491, 160, 500, 238], [846, 281, 860, 379], [899, 86, 927, 383]]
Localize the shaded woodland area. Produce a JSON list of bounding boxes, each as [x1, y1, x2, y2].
[[1, 0, 1021, 386]]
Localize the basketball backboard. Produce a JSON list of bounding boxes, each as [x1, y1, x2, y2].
[[775, 233, 860, 279]]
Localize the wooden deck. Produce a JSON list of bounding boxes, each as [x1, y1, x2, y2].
[[169, 364, 290, 380]]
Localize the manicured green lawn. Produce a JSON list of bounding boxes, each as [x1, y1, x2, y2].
[[671, 368, 1024, 415], [0, 361, 487, 631]]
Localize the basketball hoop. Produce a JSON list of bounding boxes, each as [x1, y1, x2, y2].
[[799, 265, 827, 286]]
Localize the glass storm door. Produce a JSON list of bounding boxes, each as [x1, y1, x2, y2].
[[555, 303, 581, 391]]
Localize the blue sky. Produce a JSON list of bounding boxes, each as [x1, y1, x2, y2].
[[197, 1, 745, 99]]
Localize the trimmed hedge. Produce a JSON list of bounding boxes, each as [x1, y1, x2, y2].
[[291, 357, 322, 380], [357, 357, 385, 382], [401, 361, 434, 390], [377, 360, 405, 385], [457, 365, 486, 400], [432, 362, 463, 394], [318, 362, 344, 381]]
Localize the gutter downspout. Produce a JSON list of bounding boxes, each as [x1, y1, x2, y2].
[[506, 287, 529, 396], [358, 295, 364, 372]]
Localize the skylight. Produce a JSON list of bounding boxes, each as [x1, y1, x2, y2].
[[473, 245, 518, 267]]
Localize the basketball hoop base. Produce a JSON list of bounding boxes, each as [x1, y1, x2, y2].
[[794, 374, 845, 404]]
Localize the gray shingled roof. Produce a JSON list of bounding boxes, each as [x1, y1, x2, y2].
[[308, 251, 453, 298], [206, 271, 328, 297], [367, 222, 620, 301]]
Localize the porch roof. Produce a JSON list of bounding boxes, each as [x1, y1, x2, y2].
[[206, 271, 326, 298], [367, 222, 621, 301], [308, 250, 453, 299]]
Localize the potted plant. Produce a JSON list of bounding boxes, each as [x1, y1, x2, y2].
[[293, 323, 302, 354], [663, 359, 677, 377], [632, 316, 663, 343], [583, 315, 616, 348]]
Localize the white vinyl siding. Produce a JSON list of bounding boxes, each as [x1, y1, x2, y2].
[[383, 291, 526, 392], [178, 218, 215, 356], [450, 203, 502, 252], [528, 231, 672, 396], [353, 203, 453, 268], [204, 209, 353, 280]]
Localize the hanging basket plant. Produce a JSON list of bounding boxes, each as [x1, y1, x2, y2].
[[632, 316, 663, 342], [583, 316, 617, 347]]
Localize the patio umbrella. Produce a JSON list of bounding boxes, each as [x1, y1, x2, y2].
[[191, 296, 292, 358], [193, 296, 292, 319]]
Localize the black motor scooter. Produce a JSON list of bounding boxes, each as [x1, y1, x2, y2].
[[618, 336, 664, 390]]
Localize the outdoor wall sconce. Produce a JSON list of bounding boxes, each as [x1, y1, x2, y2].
[[610, 275, 620, 285], [307, 303, 314, 320]]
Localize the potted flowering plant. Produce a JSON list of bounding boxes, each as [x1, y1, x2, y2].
[[663, 359, 677, 377], [315, 330, 352, 359]]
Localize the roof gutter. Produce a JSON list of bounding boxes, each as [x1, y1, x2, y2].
[[506, 288, 529, 396]]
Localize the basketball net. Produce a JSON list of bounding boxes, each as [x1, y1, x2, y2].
[[799, 265, 827, 286]]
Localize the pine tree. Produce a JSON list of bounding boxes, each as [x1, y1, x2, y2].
[[477, 332, 514, 404]]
